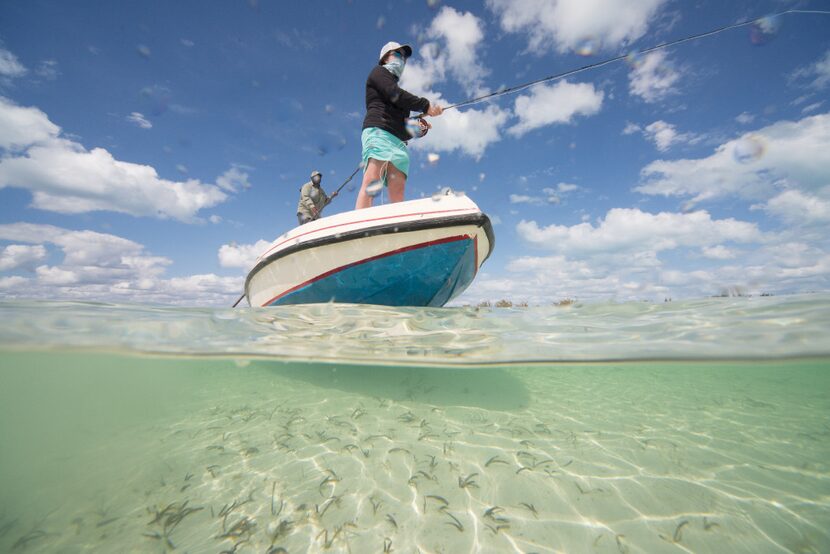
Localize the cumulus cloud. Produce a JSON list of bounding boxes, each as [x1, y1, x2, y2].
[[218, 239, 271, 269], [636, 112, 830, 207], [0, 96, 236, 221], [413, 100, 509, 159], [486, 0, 666, 54], [753, 188, 830, 226], [509, 80, 603, 136], [216, 166, 251, 192], [625, 120, 699, 152], [701, 245, 736, 260], [0, 96, 60, 150], [0, 244, 47, 271], [0, 222, 242, 305], [517, 208, 762, 256], [463, 207, 827, 303], [628, 50, 680, 103], [425, 6, 488, 96], [126, 111, 152, 129], [0, 47, 27, 78]]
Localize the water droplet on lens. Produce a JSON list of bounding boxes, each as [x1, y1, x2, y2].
[[427, 152, 440, 165], [366, 180, 383, 197], [750, 15, 779, 45], [406, 119, 423, 138], [573, 37, 596, 57], [733, 135, 765, 163], [625, 50, 644, 68]]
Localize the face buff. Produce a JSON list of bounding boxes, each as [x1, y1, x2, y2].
[[383, 57, 405, 79]]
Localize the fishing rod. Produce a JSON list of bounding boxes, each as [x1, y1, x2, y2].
[[231, 164, 363, 307], [325, 164, 362, 206], [444, 9, 830, 112]]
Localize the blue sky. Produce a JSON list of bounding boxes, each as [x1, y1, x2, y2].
[[1, 0, 829, 305]]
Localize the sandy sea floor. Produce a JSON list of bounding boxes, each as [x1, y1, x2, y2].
[[0, 352, 829, 553]]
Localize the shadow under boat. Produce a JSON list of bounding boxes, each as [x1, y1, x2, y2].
[[258, 360, 529, 411]]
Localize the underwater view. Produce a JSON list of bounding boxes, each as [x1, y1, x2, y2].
[[1, 295, 828, 553]]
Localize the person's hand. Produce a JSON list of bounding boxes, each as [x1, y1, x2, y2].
[[312, 207, 319, 216], [426, 103, 443, 117]]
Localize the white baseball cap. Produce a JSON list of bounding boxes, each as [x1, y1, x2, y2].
[[378, 41, 413, 64]]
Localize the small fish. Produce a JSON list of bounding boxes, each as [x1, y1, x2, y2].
[[485, 455, 509, 467]]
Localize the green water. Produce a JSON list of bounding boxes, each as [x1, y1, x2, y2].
[[0, 297, 829, 552]]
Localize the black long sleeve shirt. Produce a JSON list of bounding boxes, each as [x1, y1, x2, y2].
[[362, 65, 430, 142]]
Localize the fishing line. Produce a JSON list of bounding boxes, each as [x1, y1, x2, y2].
[[445, 9, 830, 111]]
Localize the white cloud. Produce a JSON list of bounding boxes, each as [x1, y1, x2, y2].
[[802, 101, 824, 115], [629, 120, 699, 152], [0, 96, 60, 150], [0, 96, 234, 221], [791, 48, 830, 90], [486, 0, 666, 54], [463, 207, 829, 302], [0, 244, 47, 271], [509, 80, 603, 136], [516, 208, 762, 256], [753, 188, 830, 226], [218, 239, 271, 269], [0, 48, 27, 78], [426, 6, 488, 96], [646, 120, 681, 151], [0, 275, 27, 290], [35, 60, 59, 80], [735, 112, 755, 125], [628, 50, 680, 103], [216, 166, 251, 192], [509, 183, 577, 205], [180, 39, 195, 47], [636, 112, 830, 207], [622, 122, 641, 135], [0, 222, 243, 305], [701, 245, 736, 260], [126, 111, 152, 129], [412, 100, 509, 158]]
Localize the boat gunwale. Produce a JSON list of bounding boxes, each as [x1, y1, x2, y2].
[[245, 213, 494, 302]]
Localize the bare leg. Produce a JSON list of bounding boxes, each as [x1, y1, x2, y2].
[[355, 159, 408, 208], [355, 159, 384, 209], [386, 163, 407, 203]]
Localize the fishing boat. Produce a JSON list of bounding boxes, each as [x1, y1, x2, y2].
[[244, 190, 494, 307]]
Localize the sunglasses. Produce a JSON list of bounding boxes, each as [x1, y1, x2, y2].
[[391, 51, 405, 60]]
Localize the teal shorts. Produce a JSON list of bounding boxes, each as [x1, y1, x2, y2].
[[361, 127, 410, 177]]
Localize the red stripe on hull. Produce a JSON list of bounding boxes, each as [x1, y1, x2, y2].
[[261, 234, 472, 306]]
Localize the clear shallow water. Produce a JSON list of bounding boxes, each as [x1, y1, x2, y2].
[[0, 295, 828, 553]]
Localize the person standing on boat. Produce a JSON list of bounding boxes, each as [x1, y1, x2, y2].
[[355, 41, 444, 209], [296, 170, 336, 225]]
